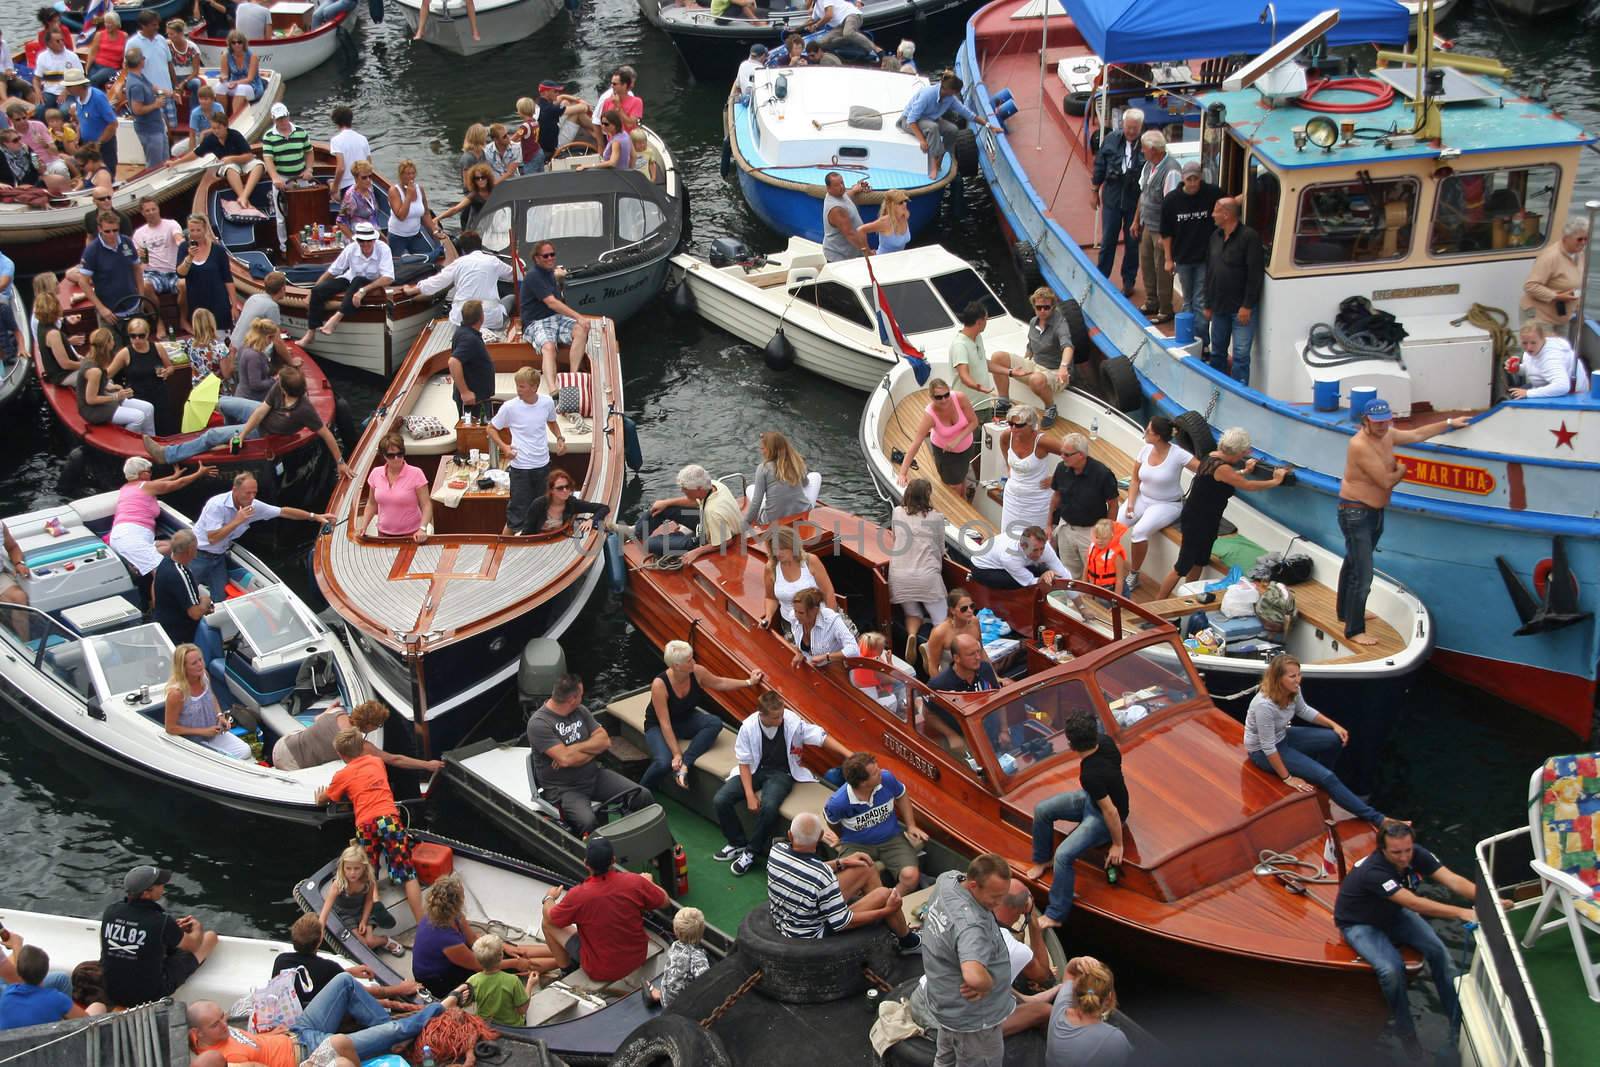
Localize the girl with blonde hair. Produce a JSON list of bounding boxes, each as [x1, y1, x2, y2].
[[744, 430, 813, 527], [163, 642, 250, 758], [860, 188, 912, 254], [319, 841, 405, 953]]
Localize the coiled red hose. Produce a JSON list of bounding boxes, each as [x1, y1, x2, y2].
[[1296, 77, 1397, 113]]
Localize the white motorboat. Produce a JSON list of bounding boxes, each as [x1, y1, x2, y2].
[[393, 0, 566, 55], [860, 359, 1434, 704], [0, 493, 370, 825], [0, 69, 284, 277], [670, 236, 1027, 393], [193, 3, 357, 81], [0, 284, 30, 416]]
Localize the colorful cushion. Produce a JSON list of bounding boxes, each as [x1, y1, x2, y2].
[[556, 372, 591, 417], [1537, 754, 1600, 913], [404, 415, 450, 440]]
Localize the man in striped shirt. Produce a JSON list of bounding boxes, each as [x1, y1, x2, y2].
[[261, 104, 312, 188], [767, 812, 921, 951]]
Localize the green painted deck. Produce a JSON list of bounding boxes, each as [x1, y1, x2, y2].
[[662, 796, 769, 939], [1507, 904, 1598, 1064]]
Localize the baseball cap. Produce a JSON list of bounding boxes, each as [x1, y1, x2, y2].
[[750, 43, 768, 57], [1364, 399, 1393, 421], [538, 80, 564, 92], [1181, 160, 1201, 176], [352, 221, 380, 240], [584, 835, 614, 873], [269, 102, 290, 119], [124, 866, 172, 896]]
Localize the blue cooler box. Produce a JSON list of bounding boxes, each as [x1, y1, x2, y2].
[[1213, 615, 1266, 642]]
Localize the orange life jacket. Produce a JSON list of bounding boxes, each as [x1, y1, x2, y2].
[[1084, 523, 1129, 589]]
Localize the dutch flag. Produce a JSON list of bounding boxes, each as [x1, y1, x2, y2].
[[866, 257, 930, 386]]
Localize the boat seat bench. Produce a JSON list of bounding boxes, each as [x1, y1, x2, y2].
[[400, 373, 596, 457], [605, 691, 833, 824]]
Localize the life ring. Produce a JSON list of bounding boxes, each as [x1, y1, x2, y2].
[[1533, 557, 1577, 602]]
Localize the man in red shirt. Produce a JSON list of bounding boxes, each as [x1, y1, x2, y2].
[[541, 836, 668, 987]]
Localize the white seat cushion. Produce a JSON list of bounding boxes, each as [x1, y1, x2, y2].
[[401, 375, 460, 456]]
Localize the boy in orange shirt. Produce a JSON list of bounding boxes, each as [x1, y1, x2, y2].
[[315, 727, 424, 923]]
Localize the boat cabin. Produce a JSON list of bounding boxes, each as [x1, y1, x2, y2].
[[1193, 65, 1595, 418], [741, 67, 939, 181], [476, 168, 676, 276]]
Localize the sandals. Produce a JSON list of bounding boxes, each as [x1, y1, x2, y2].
[[383, 938, 407, 957], [452, 983, 474, 1007]]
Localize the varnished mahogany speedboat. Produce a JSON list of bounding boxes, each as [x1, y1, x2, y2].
[[621, 505, 1417, 1017], [312, 318, 627, 751]]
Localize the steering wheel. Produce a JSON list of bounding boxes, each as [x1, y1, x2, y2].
[[553, 141, 599, 161], [111, 294, 162, 343], [593, 785, 649, 825]]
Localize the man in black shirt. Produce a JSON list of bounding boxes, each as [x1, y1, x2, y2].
[[534, 81, 565, 173], [928, 634, 999, 693], [100, 865, 217, 1008], [272, 914, 421, 1008], [151, 530, 209, 644], [1203, 197, 1264, 384], [1334, 823, 1492, 1057], [1023, 711, 1127, 929], [1048, 432, 1120, 578], [1160, 161, 1222, 318], [448, 299, 496, 422]]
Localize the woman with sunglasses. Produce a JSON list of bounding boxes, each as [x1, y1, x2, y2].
[[921, 589, 990, 678], [359, 433, 432, 543], [334, 161, 379, 241], [456, 124, 488, 192], [999, 405, 1069, 539], [520, 470, 608, 536], [897, 376, 979, 493], [887, 477, 947, 659], [858, 189, 912, 255], [78, 327, 157, 437], [436, 163, 495, 234], [219, 31, 262, 119], [115, 316, 175, 433], [574, 110, 631, 173]]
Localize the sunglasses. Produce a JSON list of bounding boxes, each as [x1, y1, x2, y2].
[[1033, 303, 1053, 311], [551, 483, 573, 492], [384, 451, 404, 459], [128, 329, 149, 337], [535, 252, 556, 259], [931, 391, 951, 401], [1062, 450, 1083, 458], [1008, 418, 1030, 427], [957, 604, 974, 613]]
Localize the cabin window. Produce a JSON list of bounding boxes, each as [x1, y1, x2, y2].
[[617, 197, 664, 244], [526, 201, 605, 243], [917, 695, 970, 757], [479, 206, 512, 253], [1094, 644, 1198, 729], [858, 280, 950, 335], [1292, 176, 1419, 266], [1429, 164, 1559, 257], [929, 270, 1004, 321], [793, 282, 873, 330], [980, 679, 1097, 781], [838, 147, 869, 160], [1245, 155, 1279, 256]]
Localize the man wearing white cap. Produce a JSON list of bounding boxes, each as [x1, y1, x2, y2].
[[99, 865, 218, 1008], [298, 220, 394, 345], [261, 103, 312, 188]]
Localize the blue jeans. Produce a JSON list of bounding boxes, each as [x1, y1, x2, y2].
[[714, 769, 793, 863], [641, 710, 724, 792], [1248, 726, 1382, 825], [1340, 910, 1457, 1039], [292, 973, 444, 1061], [634, 504, 700, 557], [1208, 310, 1255, 383], [138, 129, 171, 167], [519, 148, 547, 175], [1096, 193, 1139, 287], [1336, 503, 1384, 639], [194, 617, 238, 707], [1030, 789, 1110, 923], [1175, 262, 1206, 314], [187, 550, 229, 602], [163, 397, 264, 463], [387, 232, 433, 258]]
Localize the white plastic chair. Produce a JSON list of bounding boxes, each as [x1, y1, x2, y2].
[[1521, 755, 1600, 1002]]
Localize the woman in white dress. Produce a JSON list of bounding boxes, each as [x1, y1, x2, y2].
[[760, 524, 838, 630], [999, 406, 1069, 539], [887, 477, 947, 659], [1116, 415, 1192, 593]]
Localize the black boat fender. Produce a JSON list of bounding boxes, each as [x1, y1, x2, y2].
[[737, 904, 897, 1004], [621, 413, 643, 471], [764, 327, 795, 371], [368, 0, 384, 22], [604, 530, 627, 593], [720, 136, 733, 180], [611, 1014, 732, 1067], [332, 394, 359, 452], [669, 277, 697, 317]]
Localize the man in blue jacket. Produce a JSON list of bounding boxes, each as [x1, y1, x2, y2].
[[1090, 108, 1145, 296]]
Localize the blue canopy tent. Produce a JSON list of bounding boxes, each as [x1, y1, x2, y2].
[[1057, 0, 1412, 64]]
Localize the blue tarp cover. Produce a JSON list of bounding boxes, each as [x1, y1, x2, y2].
[[1058, 0, 1412, 64]]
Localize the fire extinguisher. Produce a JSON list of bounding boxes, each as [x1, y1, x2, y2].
[[673, 843, 689, 897]]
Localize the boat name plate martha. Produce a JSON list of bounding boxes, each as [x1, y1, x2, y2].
[[882, 731, 941, 781], [1398, 455, 1496, 495]]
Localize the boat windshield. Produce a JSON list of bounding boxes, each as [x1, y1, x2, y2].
[[84, 624, 173, 701], [929, 269, 1004, 320], [1093, 642, 1201, 728], [859, 279, 954, 334], [223, 587, 316, 657]]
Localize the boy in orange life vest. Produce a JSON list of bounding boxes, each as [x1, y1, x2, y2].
[[1083, 519, 1128, 592], [315, 727, 425, 923]]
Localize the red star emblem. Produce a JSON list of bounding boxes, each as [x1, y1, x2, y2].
[[1551, 421, 1577, 449]]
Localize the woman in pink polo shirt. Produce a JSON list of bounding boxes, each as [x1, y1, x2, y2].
[[358, 433, 432, 542]]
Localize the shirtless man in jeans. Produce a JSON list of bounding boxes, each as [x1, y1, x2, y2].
[[1335, 399, 1466, 645]]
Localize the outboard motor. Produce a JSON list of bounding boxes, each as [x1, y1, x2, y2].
[[709, 237, 753, 268], [518, 638, 567, 713]]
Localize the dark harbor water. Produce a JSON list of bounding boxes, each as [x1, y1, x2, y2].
[[0, 0, 1594, 1059]]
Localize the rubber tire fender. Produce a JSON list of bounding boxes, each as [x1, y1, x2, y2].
[[951, 128, 979, 178], [1063, 89, 1092, 116], [1099, 355, 1142, 413], [610, 1013, 733, 1067], [1013, 241, 1043, 292], [736, 904, 898, 1004], [1174, 409, 1216, 458]]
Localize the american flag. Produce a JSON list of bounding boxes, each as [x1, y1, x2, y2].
[[865, 257, 929, 385]]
